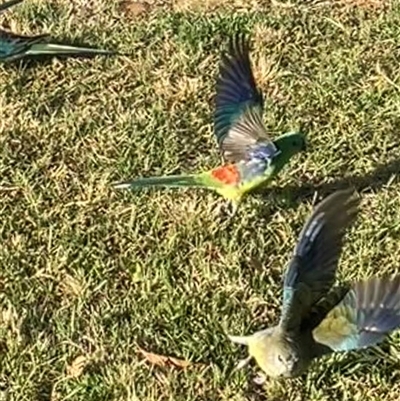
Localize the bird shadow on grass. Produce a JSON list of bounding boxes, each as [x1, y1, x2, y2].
[[257, 157, 400, 212]]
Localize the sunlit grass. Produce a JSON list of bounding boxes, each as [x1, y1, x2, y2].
[[1, 1, 400, 400]]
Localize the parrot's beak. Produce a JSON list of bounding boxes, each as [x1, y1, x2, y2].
[[228, 335, 253, 371], [285, 355, 299, 375], [228, 334, 250, 345]]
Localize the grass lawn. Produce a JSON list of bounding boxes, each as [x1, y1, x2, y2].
[[2, 0, 400, 400]]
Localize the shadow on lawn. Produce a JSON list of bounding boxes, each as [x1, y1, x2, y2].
[[259, 157, 400, 209]]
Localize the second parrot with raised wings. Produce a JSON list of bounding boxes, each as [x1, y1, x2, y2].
[[229, 189, 400, 379]]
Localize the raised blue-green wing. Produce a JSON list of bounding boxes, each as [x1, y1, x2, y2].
[[280, 189, 360, 331], [214, 34, 278, 163], [313, 276, 400, 352]]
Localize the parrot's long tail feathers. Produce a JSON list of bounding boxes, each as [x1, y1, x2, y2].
[[25, 43, 117, 57], [0, 0, 23, 13], [113, 174, 203, 190]]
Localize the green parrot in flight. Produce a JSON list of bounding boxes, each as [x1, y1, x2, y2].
[[229, 189, 400, 379], [0, 0, 117, 62], [114, 34, 306, 214]]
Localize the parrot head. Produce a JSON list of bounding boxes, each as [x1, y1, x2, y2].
[[229, 328, 302, 378], [274, 131, 307, 161]]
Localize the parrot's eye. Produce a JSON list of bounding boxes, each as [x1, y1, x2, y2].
[[277, 354, 285, 364]]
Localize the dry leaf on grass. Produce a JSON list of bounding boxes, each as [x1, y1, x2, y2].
[[67, 355, 89, 378], [138, 347, 192, 368], [58, 273, 85, 300], [119, 0, 151, 17]]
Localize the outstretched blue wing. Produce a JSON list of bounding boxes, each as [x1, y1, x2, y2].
[[280, 189, 360, 331], [313, 276, 400, 352], [214, 34, 278, 164]]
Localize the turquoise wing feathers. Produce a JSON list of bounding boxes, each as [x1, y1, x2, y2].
[[313, 276, 400, 352], [280, 189, 360, 330], [214, 34, 278, 164], [0, 30, 48, 60]]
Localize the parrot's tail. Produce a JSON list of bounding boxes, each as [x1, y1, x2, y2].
[[0, 0, 23, 13], [113, 174, 204, 190], [26, 43, 117, 57]]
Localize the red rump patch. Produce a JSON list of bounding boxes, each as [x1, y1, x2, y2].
[[211, 164, 240, 185]]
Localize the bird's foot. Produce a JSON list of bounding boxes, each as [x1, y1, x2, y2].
[[211, 200, 238, 220], [227, 201, 238, 218], [211, 201, 225, 218], [253, 372, 267, 385]]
